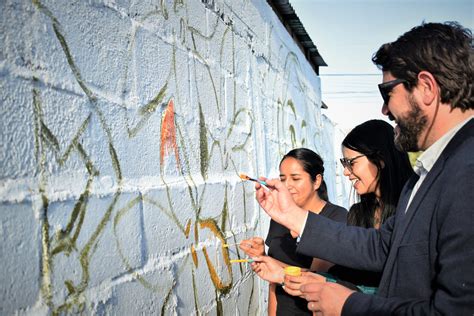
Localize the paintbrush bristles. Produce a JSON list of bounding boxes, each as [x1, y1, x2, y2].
[[239, 173, 250, 180]]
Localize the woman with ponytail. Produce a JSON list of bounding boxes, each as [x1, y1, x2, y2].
[[240, 148, 347, 316]]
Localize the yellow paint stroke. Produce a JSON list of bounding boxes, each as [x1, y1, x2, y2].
[[199, 219, 232, 294], [160, 99, 180, 170], [191, 244, 198, 267]]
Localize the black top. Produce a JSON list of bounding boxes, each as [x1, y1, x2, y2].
[[327, 202, 382, 288], [265, 202, 347, 316]]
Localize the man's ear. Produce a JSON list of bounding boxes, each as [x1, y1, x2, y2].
[[417, 71, 439, 106]]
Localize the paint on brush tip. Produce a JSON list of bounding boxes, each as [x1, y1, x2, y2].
[[239, 173, 250, 180], [238, 173, 268, 187]]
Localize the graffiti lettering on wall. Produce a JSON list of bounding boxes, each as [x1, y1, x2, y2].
[[28, 0, 315, 314]]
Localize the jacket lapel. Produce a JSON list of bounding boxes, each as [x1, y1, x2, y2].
[[378, 118, 474, 296], [395, 118, 474, 239]]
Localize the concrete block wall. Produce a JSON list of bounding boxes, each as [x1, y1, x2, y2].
[[0, 0, 348, 314]]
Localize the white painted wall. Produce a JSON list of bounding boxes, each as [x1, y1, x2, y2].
[[0, 0, 348, 314]]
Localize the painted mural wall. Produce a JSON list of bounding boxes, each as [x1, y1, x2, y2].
[[0, 0, 349, 314]]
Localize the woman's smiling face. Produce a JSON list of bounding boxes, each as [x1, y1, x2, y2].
[[341, 146, 380, 197], [279, 157, 318, 208]]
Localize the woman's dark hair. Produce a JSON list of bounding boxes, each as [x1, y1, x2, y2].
[[280, 148, 328, 201], [372, 22, 473, 111], [342, 120, 415, 227]]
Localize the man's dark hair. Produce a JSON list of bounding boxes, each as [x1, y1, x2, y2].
[[372, 22, 473, 111]]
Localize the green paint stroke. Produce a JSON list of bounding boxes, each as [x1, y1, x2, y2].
[[55, 24, 96, 100], [113, 196, 142, 271], [129, 82, 168, 137], [199, 102, 209, 179], [32, 4, 126, 314], [53, 25, 96, 101], [191, 268, 199, 315], [289, 125, 297, 148], [40, 193, 52, 307], [228, 109, 254, 152], [144, 195, 186, 234], [216, 290, 223, 316], [301, 120, 307, 146], [77, 192, 121, 293], [189, 32, 221, 118], [40, 121, 60, 152], [60, 116, 93, 166], [287, 99, 296, 118], [32, 84, 42, 165], [174, 0, 184, 13], [33, 87, 53, 307], [220, 184, 228, 231], [175, 123, 200, 209], [160, 0, 169, 20], [109, 143, 122, 182], [114, 194, 189, 294], [247, 274, 256, 316], [76, 142, 99, 177], [140, 83, 167, 116]]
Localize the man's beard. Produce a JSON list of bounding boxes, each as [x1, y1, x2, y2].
[[394, 96, 428, 152]]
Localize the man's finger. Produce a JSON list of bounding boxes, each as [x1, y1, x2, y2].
[[301, 282, 324, 293]]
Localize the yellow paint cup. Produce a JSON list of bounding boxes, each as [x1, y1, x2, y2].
[[284, 266, 301, 277]]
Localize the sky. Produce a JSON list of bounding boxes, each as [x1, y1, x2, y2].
[[290, 0, 473, 132]]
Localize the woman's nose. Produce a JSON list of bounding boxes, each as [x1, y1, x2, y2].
[[343, 166, 351, 177], [284, 179, 293, 188]]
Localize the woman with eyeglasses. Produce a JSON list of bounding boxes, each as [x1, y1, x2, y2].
[[326, 119, 415, 286], [251, 120, 415, 300], [239, 148, 347, 316]]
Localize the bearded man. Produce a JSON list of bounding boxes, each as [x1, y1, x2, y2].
[[254, 22, 473, 315]]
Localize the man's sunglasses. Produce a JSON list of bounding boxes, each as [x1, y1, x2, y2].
[[378, 79, 407, 105]]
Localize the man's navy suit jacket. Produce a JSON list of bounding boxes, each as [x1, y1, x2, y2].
[[297, 119, 474, 315]]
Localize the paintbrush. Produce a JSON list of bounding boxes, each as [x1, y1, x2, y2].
[[230, 259, 254, 263], [239, 173, 269, 187]]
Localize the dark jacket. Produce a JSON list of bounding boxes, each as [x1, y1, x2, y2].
[[297, 119, 474, 315]]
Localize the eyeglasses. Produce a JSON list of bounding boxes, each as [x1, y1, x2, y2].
[[340, 154, 365, 172], [378, 79, 406, 105]]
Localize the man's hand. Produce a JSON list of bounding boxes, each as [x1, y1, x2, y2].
[[255, 178, 308, 234], [301, 282, 355, 316], [283, 271, 326, 297], [239, 237, 265, 257], [250, 255, 285, 284]]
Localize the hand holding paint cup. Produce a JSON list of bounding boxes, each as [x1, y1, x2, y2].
[[284, 266, 302, 277], [282, 266, 301, 289]]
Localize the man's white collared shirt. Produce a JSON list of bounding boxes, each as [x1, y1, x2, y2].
[[405, 116, 473, 212]]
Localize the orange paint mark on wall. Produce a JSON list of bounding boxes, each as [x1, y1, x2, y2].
[[191, 244, 198, 267], [160, 99, 180, 169], [199, 219, 232, 293], [184, 219, 192, 238]]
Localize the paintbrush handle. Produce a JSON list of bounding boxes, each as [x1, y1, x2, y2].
[[248, 177, 268, 187], [230, 259, 254, 263]]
